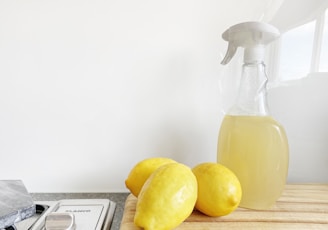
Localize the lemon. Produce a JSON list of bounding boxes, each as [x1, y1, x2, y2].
[[192, 162, 242, 217], [134, 163, 197, 230], [125, 157, 176, 197]]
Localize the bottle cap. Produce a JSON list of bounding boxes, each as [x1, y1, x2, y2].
[[221, 21, 280, 64]]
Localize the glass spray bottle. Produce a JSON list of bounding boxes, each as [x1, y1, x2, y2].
[[217, 22, 289, 210]]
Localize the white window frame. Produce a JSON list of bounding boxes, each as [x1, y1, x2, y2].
[[311, 11, 325, 72], [269, 7, 328, 82]]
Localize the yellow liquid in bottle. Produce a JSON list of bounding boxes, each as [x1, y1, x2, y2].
[[217, 115, 289, 210]]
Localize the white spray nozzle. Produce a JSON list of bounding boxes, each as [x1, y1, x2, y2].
[[221, 21, 280, 65]]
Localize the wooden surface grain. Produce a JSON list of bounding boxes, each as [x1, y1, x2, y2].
[[120, 184, 328, 229]]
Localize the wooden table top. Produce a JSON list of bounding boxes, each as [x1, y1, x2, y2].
[[120, 184, 328, 229]]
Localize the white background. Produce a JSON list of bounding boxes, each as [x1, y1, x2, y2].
[[0, 0, 327, 192]]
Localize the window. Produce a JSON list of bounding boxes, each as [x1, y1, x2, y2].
[[319, 9, 328, 71], [276, 8, 328, 81], [279, 21, 315, 81]]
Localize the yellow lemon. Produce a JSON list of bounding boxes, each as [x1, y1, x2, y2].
[[125, 157, 176, 197], [134, 163, 197, 230], [192, 162, 242, 217]]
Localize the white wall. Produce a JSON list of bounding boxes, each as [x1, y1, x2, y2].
[[268, 74, 328, 183], [1, 0, 325, 192]]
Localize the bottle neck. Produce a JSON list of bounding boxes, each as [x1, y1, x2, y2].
[[229, 62, 269, 116]]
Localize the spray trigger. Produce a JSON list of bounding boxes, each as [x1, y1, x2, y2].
[[220, 21, 280, 65]]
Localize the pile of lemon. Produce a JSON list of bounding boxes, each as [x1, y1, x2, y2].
[[125, 157, 242, 230]]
